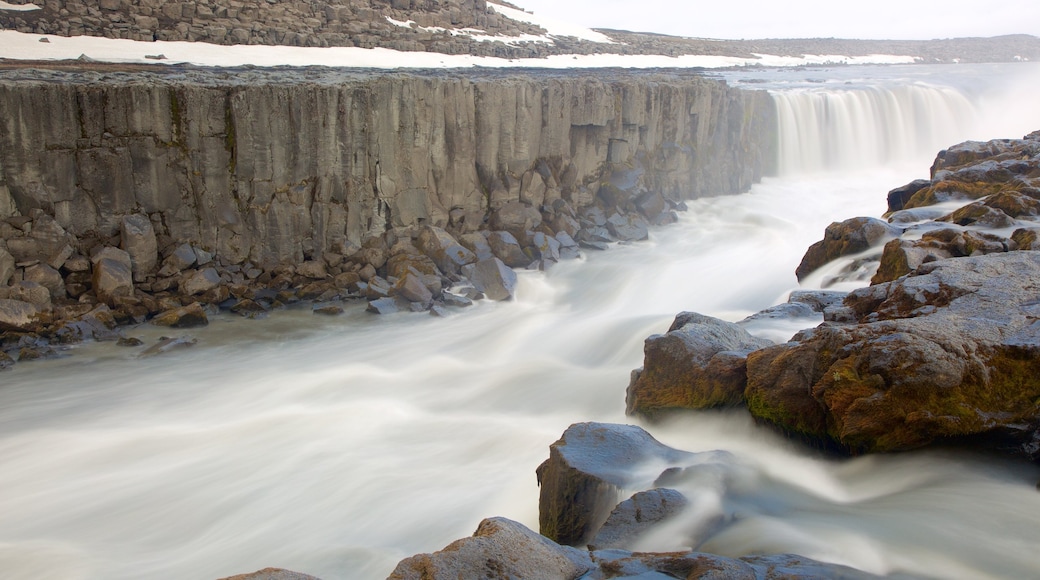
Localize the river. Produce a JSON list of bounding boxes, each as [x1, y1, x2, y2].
[[1, 63, 1039, 580]]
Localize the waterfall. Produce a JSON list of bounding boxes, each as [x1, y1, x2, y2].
[[771, 83, 981, 175]]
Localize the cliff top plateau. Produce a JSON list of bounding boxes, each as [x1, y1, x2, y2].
[[0, 0, 1038, 68]]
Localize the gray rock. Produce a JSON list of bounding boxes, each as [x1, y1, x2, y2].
[[740, 302, 816, 322], [312, 304, 343, 316], [23, 263, 65, 300], [588, 488, 689, 551], [296, 260, 328, 279], [90, 246, 133, 270], [366, 296, 402, 315], [457, 232, 493, 262], [788, 289, 848, 312], [7, 281, 51, 308], [627, 312, 774, 417], [388, 518, 591, 580], [216, 568, 321, 580], [416, 225, 476, 275], [0, 299, 37, 331], [396, 272, 433, 304], [92, 257, 134, 304], [536, 422, 697, 546], [487, 231, 529, 268], [181, 267, 221, 295], [607, 212, 650, 242], [138, 335, 198, 358], [163, 243, 197, 273], [461, 257, 517, 301], [120, 213, 158, 282]]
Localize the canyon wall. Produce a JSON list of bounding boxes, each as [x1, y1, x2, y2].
[[0, 67, 775, 269]]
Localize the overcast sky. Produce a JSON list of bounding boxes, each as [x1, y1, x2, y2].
[[510, 0, 1040, 40]]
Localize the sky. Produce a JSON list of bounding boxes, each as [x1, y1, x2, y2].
[[509, 0, 1040, 40]]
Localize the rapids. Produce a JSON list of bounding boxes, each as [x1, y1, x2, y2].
[[1, 63, 1040, 580]]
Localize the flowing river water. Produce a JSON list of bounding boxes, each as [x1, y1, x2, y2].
[[2, 63, 1040, 580]]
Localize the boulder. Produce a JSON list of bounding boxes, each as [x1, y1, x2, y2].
[[626, 312, 774, 418], [120, 214, 158, 281], [92, 254, 134, 305], [461, 258, 517, 301], [162, 242, 197, 273], [886, 178, 932, 213], [416, 225, 476, 275], [151, 302, 209, 328], [490, 201, 541, 238], [181, 268, 221, 296], [796, 217, 900, 281], [395, 271, 433, 304], [487, 231, 530, 268], [871, 229, 1013, 284], [388, 518, 591, 580], [787, 290, 848, 312], [456, 232, 493, 262], [0, 299, 38, 332], [138, 335, 198, 358], [296, 260, 328, 279], [588, 488, 689, 551], [606, 212, 650, 242], [366, 296, 402, 315], [23, 263, 65, 300], [7, 281, 51, 309], [536, 422, 696, 546], [747, 252, 1040, 457]]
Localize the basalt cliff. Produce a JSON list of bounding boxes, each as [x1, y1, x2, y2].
[[0, 65, 774, 362]]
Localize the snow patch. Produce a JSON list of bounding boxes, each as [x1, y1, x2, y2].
[[0, 1, 39, 10], [487, 2, 617, 44], [385, 14, 552, 46], [0, 30, 918, 70]]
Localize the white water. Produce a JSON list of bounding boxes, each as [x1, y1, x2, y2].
[[1, 64, 1040, 580]]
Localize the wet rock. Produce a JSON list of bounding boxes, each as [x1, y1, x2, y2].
[[461, 257, 517, 301], [487, 231, 530, 268], [117, 336, 144, 347], [366, 296, 402, 315], [388, 518, 591, 580], [530, 232, 561, 263], [138, 335, 198, 358], [871, 229, 1013, 284], [151, 302, 209, 328], [416, 225, 476, 275], [536, 422, 696, 546], [0, 299, 38, 331], [230, 299, 268, 317], [120, 214, 158, 282], [886, 178, 932, 212], [626, 312, 774, 418], [364, 276, 394, 300], [588, 488, 689, 551], [788, 290, 849, 312], [312, 304, 343, 315], [429, 304, 449, 317], [0, 350, 13, 370], [1012, 227, 1040, 250], [606, 212, 650, 242], [747, 252, 1040, 457], [796, 217, 901, 281], [396, 271, 433, 305], [440, 292, 473, 308], [740, 302, 816, 322], [181, 267, 221, 296]]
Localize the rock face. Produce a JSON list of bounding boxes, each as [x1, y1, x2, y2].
[[0, 68, 773, 266], [626, 312, 774, 418], [749, 252, 1040, 456]]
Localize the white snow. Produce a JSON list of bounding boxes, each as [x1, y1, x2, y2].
[[488, 2, 617, 44], [0, 1, 39, 10], [386, 14, 553, 46], [0, 30, 918, 69]]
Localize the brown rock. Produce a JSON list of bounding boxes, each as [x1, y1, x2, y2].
[[0, 298, 38, 331], [151, 302, 209, 328]]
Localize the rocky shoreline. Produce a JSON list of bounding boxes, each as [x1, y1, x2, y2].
[[341, 131, 1040, 579], [0, 65, 774, 369]]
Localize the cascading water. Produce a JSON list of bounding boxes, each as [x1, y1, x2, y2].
[[1, 63, 1039, 580]]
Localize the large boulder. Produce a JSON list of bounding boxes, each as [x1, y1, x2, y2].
[[388, 518, 592, 580], [181, 268, 222, 296], [747, 252, 1040, 457], [416, 225, 476, 275], [23, 263, 66, 300], [120, 214, 158, 281], [91, 247, 135, 305], [487, 231, 530, 268], [627, 313, 774, 418], [461, 258, 517, 301], [536, 422, 696, 546], [795, 217, 900, 281]]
